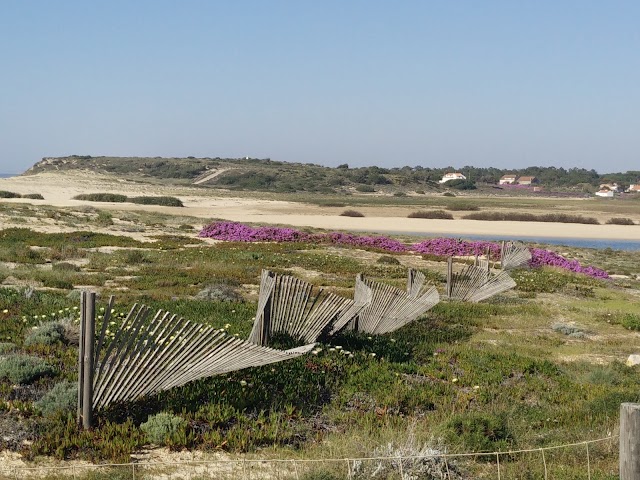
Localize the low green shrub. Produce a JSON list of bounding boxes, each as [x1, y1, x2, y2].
[[606, 217, 635, 225], [0, 342, 16, 354], [52, 262, 81, 272], [563, 283, 595, 298], [41, 277, 74, 289], [95, 211, 113, 226], [512, 269, 600, 293], [195, 283, 243, 302], [0, 354, 54, 384], [140, 412, 188, 446], [621, 314, 640, 331], [414, 189, 425, 194], [443, 412, 514, 452], [24, 321, 66, 346], [355, 185, 375, 193], [31, 414, 144, 461], [0, 191, 21, 198], [340, 210, 365, 217], [447, 179, 477, 190], [121, 250, 151, 264], [377, 255, 401, 265], [129, 196, 184, 207], [73, 193, 128, 203], [393, 191, 407, 197], [21, 193, 44, 199], [447, 203, 480, 211], [35, 381, 77, 416], [512, 269, 568, 293], [552, 322, 588, 338], [407, 210, 454, 219], [463, 211, 599, 224], [442, 192, 455, 197]]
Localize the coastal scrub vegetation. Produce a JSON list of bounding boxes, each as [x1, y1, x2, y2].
[[73, 193, 184, 207], [407, 210, 454, 219], [0, 213, 638, 476], [606, 217, 635, 225], [462, 211, 600, 224], [0, 190, 44, 199], [340, 210, 365, 217], [25, 155, 640, 196]]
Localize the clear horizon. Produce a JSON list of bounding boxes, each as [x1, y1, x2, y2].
[[1, 1, 638, 174]]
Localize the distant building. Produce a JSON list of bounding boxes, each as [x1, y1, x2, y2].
[[517, 176, 539, 185], [499, 174, 518, 185], [595, 189, 614, 198], [627, 184, 640, 193], [439, 172, 466, 184], [599, 183, 621, 192]]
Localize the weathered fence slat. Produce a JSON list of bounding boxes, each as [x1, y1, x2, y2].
[[501, 241, 532, 270], [249, 269, 368, 345], [84, 295, 315, 412], [448, 263, 516, 303], [353, 269, 440, 335]]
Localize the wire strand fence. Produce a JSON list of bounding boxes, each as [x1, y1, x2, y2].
[[0, 435, 618, 480]]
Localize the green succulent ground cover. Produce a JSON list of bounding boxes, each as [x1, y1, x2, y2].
[[0, 215, 638, 478]]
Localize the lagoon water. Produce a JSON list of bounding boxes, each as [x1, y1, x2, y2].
[[0, 174, 17, 178], [372, 230, 640, 251]]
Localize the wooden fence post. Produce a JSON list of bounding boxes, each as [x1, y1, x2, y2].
[[77, 292, 86, 426], [78, 291, 96, 429], [406, 269, 415, 294], [446, 257, 453, 299], [620, 403, 640, 480]]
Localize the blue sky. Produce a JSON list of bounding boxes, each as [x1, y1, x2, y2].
[[1, 1, 638, 173]]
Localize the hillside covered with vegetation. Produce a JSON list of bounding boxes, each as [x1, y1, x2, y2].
[[25, 155, 640, 194]]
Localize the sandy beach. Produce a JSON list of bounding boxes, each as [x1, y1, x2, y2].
[[2, 172, 639, 241]]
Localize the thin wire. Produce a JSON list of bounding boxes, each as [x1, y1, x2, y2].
[[0, 435, 618, 476], [541, 448, 547, 480], [496, 452, 501, 480], [586, 442, 591, 480]]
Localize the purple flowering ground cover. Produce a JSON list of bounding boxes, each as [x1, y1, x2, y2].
[[199, 221, 609, 279]]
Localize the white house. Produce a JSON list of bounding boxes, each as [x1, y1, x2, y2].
[[626, 184, 640, 193], [516, 176, 538, 186], [599, 183, 621, 192], [439, 172, 466, 184], [499, 174, 517, 185], [595, 189, 614, 198]]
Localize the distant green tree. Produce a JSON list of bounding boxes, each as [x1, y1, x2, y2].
[[447, 179, 477, 190]]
